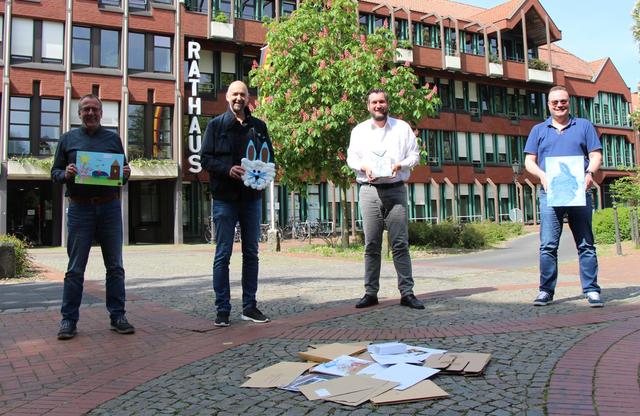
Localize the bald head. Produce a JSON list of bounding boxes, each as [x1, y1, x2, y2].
[[226, 81, 249, 117]]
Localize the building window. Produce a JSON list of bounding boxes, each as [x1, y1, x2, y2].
[[219, 51, 236, 90], [72, 26, 120, 68], [484, 134, 494, 163], [442, 131, 454, 162], [11, 19, 64, 64], [129, 0, 149, 12], [99, 0, 121, 7], [127, 104, 173, 159], [281, 0, 297, 17], [213, 0, 232, 18], [128, 33, 172, 73], [8, 96, 61, 157], [186, 0, 208, 13], [237, 0, 258, 20], [184, 49, 215, 95], [242, 55, 257, 87], [0, 16, 4, 58]]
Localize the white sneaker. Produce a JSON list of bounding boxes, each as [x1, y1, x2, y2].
[[586, 291, 604, 308]]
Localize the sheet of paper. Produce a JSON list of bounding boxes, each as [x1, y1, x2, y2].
[[279, 373, 338, 392], [372, 363, 440, 390], [357, 363, 388, 376], [75, 151, 125, 187], [370, 346, 447, 365], [311, 355, 372, 377], [546, 155, 586, 207], [299, 343, 369, 363]]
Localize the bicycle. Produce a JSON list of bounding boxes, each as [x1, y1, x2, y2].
[[204, 216, 215, 243]]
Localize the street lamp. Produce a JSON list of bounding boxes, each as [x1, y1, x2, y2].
[[511, 160, 523, 223]]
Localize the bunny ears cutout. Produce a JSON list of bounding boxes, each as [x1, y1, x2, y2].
[[241, 141, 276, 191]]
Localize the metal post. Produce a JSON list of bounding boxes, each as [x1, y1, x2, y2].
[[613, 202, 622, 256]]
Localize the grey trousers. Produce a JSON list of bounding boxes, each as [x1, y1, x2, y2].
[[359, 183, 415, 297]]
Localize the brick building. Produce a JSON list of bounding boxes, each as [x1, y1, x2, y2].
[[0, 0, 635, 246]]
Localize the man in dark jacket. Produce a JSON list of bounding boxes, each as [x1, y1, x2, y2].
[[51, 94, 134, 340], [200, 80, 274, 327]]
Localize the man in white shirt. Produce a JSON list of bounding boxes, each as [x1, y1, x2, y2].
[[346, 88, 424, 310]]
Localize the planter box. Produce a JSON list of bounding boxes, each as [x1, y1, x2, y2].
[[528, 68, 553, 84], [488, 62, 503, 77], [210, 21, 233, 39], [6, 160, 50, 179], [130, 163, 179, 180], [394, 48, 413, 63], [444, 55, 461, 71]]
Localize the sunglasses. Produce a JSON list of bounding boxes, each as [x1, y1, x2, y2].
[[549, 99, 568, 106]]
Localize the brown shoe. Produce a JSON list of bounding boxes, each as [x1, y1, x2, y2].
[[355, 294, 379, 308]]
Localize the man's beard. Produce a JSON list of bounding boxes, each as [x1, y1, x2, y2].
[[372, 111, 388, 121]]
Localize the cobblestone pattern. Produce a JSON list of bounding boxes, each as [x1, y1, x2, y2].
[[89, 325, 604, 416]]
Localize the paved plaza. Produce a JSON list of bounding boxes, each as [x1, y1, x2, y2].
[[1, 231, 640, 415]]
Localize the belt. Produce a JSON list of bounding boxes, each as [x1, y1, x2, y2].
[[364, 181, 404, 189], [69, 194, 120, 205]]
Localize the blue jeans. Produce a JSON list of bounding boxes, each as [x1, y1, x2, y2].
[[61, 199, 126, 322], [212, 198, 261, 313], [539, 191, 599, 296]]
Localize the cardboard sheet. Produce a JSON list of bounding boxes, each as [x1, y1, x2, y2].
[[298, 343, 369, 363], [372, 363, 440, 390], [299, 375, 398, 406], [371, 380, 449, 405], [424, 352, 491, 375], [241, 362, 315, 388]]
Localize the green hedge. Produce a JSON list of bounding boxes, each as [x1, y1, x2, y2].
[[592, 207, 631, 244], [408, 221, 524, 249], [0, 235, 32, 276]]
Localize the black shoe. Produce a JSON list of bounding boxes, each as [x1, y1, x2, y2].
[[214, 312, 230, 327], [57, 319, 77, 340], [241, 307, 270, 323], [355, 294, 379, 308], [533, 291, 553, 306], [400, 294, 425, 309], [110, 316, 135, 334]]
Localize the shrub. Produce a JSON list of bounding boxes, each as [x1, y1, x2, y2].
[[431, 222, 459, 248], [459, 225, 485, 249], [0, 234, 32, 276], [593, 207, 631, 244]]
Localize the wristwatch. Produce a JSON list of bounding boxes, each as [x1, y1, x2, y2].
[[586, 170, 595, 177]]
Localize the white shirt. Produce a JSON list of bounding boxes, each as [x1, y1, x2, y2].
[[347, 116, 419, 184]]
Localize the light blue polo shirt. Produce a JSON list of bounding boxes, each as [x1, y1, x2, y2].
[[524, 116, 602, 171]]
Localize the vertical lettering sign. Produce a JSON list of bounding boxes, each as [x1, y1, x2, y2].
[[186, 41, 202, 173]]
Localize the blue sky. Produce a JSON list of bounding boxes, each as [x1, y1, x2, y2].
[[461, 0, 639, 92]]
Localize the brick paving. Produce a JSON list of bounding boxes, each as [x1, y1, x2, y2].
[[1, 235, 639, 415]]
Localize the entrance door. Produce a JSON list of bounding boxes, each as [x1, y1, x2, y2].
[[7, 180, 62, 246]]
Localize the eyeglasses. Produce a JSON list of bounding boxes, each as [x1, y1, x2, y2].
[[549, 99, 568, 106]]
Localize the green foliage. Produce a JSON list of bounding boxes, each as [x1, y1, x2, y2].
[[408, 221, 524, 249], [593, 207, 631, 244], [128, 158, 176, 168], [250, 0, 440, 191], [528, 58, 549, 71], [213, 11, 229, 23], [610, 169, 640, 206], [633, 1, 640, 53], [9, 156, 54, 171], [630, 110, 640, 132], [0, 235, 32, 277]]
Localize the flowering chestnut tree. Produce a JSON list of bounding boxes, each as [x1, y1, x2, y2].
[[250, 0, 439, 243]]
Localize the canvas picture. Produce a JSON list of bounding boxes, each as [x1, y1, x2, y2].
[[75, 151, 125, 187], [546, 156, 586, 207]]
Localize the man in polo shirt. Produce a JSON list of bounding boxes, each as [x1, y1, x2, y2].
[[51, 94, 134, 340], [524, 85, 604, 307], [347, 88, 424, 310]]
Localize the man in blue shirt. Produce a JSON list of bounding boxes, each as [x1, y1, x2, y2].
[[51, 94, 134, 339], [524, 85, 603, 307]]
